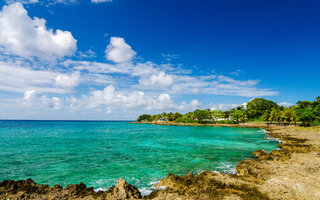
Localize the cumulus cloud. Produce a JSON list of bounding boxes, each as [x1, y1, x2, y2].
[[55, 71, 81, 89], [0, 3, 77, 60], [190, 99, 201, 108], [139, 72, 173, 88], [91, 0, 113, 3], [87, 85, 146, 108], [106, 107, 112, 114], [41, 96, 63, 110], [68, 85, 203, 113], [22, 90, 62, 110], [105, 37, 136, 63], [147, 94, 174, 110], [77, 49, 96, 59], [23, 89, 36, 106], [63, 52, 277, 98], [175, 99, 201, 111], [0, 19, 279, 119]]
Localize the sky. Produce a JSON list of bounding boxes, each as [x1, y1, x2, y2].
[[0, 0, 319, 120]]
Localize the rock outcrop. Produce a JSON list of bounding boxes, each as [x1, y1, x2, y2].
[[106, 178, 142, 200], [0, 178, 141, 200]]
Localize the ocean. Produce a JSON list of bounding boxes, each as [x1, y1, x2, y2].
[[0, 120, 278, 195]]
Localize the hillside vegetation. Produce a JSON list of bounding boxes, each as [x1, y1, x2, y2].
[[137, 97, 320, 127]]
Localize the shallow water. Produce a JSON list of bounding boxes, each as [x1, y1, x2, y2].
[[0, 120, 278, 195]]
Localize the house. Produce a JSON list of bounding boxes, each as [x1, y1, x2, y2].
[[159, 117, 169, 122]]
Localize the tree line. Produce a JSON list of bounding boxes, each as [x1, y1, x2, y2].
[[137, 97, 320, 127]]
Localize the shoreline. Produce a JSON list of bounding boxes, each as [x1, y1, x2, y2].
[[1, 123, 319, 199], [131, 121, 270, 128]]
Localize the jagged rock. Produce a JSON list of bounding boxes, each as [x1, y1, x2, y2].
[[106, 178, 142, 200], [0, 178, 141, 200], [252, 150, 268, 158]]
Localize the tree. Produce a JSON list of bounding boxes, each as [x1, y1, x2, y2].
[[316, 96, 320, 104], [246, 98, 278, 120], [194, 109, 209, 123], [137, 114, 152, 122], [231, 109, 246, 123], [173, 112, 183, 121], [167, 112, 174, 121], [151, 114, 161, 121], [296, 99, 317, 126], [211, 110, 224, 121], [268, 108, 282, 122], [296, 108, 315, 126], [281, 106, 297, 123]]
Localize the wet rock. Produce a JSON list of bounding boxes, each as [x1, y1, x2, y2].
[[252, 150, 268, 159], [106, 178, 142, 200], [0, 178, 141, 200]]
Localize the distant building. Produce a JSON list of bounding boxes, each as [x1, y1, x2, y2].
[[159, 117, 169, 122], [214, 115, 232, 121]]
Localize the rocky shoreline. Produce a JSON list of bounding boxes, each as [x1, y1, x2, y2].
[[1, 124, 320, 199]]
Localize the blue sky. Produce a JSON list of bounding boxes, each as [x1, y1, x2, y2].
[[0, 0, 319, 120]]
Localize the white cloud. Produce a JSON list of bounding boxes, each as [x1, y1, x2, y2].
[[106, 107, 112, 114], [54, 0, 77, 4], [63, 55, 277, 98], [161, 53, 180, 61], [230, 69, 243, 76], [22, 90, 62, 110], [23, 89, 36, 106], [55, 71, 80, 89], [147, 94, 174, 110], [87, 85, 147, 109], [77, 49, 96, 59], [91, 0, 113, 3], [5, 0, 78, 5], [0, 3, 77, 60], [175, 99, 201, 111], [5, 0, 39, 4], [190, 99, 201, 108], [105, 37, 136, 63], [63, 60, 130, 74], [169, 74, 278, 97], [0, 61, 79, 93], [139, 71, 173, 88], [210, 104, 239, 111], [69, 86, 196, 113], [278, 102, 293, 107], [41, 96, 62, 110]]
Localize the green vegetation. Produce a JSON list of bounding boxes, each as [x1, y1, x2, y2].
[[137, 97, 320, 126]]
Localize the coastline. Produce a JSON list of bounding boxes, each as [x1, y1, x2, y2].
[[1, 123, 319, 199], [131, 121, 270, 128]]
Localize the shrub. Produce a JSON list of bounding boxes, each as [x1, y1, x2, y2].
[[137, 114, 152, 122], [217, 120, 236, 124], [175, 117, 197, 123], [312, 120, 320, 127]]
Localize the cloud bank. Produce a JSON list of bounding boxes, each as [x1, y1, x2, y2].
[[0, 3, 278, 119]]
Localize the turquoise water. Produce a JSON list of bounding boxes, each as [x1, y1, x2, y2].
[[0, 120, 278, 195]]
